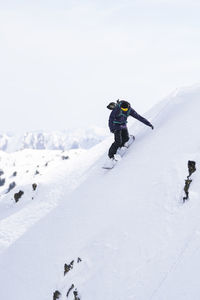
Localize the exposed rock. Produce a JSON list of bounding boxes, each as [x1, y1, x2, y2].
[[183, 179, 192, 202], [0, 178, 5, 187], [12, 171, 17, 177], [14, 190, 24, 203], [7, 182, 16, 193], [67, 284, 74, 297], [62, 155, 69, 160], [0, 169, 4, 176], [73, 289, 80, 300], [53, 290, 61, 300], [35, 170, 39, 175], [77, 257, 82, 263], [32, 183, 37, 191], [188, 160, 196, 178], [183, 160, 196, 202], [64, 260, 74, 276]]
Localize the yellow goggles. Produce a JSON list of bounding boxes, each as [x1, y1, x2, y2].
[[121, 107, 128, 112]]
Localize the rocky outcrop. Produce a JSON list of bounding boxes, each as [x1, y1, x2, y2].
[[14, 190, 24, 203], [0, 178, 5, 187], [7, 182, 16, 193], [73, 289, 80, 300], [53, 290, 61, 300], [183, 160, 196, 202], [62, 155, 69, 160], [32, 183, 37, 191], [67, 284, 74, 297], [64, 260, 74, 276]]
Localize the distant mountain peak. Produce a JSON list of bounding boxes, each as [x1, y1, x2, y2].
[[0, 128, 108, 152]]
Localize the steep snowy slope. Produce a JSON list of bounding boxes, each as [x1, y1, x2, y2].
[[0, 85, 200, 300], [0, 142, 111, 253]]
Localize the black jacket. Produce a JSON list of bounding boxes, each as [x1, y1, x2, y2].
[[109, 104, 152, 132]]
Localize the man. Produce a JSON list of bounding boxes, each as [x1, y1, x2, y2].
[[108, 100, 153, 160]]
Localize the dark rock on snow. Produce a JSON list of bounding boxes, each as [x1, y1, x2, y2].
[[7, 182, 16, 193], [32, 183, 37, 191], [183, 160, 196, 202], [0, 178, 5, 186], [62, 155, 69, 160], [14, 190, 24, 203], [73, 289, 80, 300], [64, 260, 74, 276], [67, 284, 74, 297], [53, 290, 61, 300]]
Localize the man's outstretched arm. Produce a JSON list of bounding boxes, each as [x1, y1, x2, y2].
[[130, 108, 154, 129]]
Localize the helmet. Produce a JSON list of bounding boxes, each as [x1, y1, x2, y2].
[[120, 100, 130, 111]]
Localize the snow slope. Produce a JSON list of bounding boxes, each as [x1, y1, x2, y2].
[[0, 141, 111, 254], [0, 85, 200, 300]]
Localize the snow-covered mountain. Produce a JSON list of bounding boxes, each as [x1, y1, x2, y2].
[[0, 127, 108, 152], [0, 85, 200, 300]]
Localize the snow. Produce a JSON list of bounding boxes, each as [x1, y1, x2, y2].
[[0, 142, 110, 253], [0, 85, 200, 299], [0, 127, 108, 152]]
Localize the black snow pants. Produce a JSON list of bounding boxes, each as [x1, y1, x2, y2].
[[108, 128, 129, 158]]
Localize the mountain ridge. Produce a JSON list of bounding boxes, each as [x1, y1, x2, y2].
[[0, 127, 108, 152]]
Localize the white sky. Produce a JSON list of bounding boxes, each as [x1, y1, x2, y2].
[[0, 0, 200, 133]]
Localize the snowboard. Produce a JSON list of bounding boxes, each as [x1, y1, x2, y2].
[[102, 135, 135, 169]]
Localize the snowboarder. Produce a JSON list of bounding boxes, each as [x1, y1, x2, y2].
[[108, 100, 154, 161]]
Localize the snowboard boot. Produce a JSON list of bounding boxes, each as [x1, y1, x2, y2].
[[103, 156, 118, 169]]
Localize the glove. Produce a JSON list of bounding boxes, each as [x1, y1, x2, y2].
[[150, 124, 154, 130]]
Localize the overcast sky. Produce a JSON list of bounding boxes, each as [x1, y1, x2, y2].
[[0, 0, 200, 133]]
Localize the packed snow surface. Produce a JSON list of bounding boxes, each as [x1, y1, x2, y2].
[[0, 85, 200, 299]]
